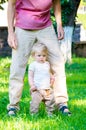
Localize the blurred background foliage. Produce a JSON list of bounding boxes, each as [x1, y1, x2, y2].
[[0, 0, 7, 9], [51, 0, 82, 30]]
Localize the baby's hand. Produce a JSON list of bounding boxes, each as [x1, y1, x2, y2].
[[50, 74, 55, 86], [30, 85, 37, 94]]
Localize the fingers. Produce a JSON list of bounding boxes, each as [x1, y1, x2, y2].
[[30, 87, 37, 92], [58, 30, 64, 40], [8, 40, 17, 49], [30, 87, 37, 94], [7, 33, 18, 49], [57, 26, 64, 40]]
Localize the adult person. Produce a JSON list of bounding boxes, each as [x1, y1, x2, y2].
[[7, 0, 71, 116]]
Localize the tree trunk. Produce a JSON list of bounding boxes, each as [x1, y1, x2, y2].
[[60, 0, 81, 63], [59, 26, 74, 63]]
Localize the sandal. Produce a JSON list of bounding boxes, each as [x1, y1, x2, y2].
[[59, 106, 71, 116], [8, 108, 17, 116]]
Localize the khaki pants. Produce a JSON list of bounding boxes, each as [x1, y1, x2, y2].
[[30, 89, 55, 115], [7, 25, 68, 110]]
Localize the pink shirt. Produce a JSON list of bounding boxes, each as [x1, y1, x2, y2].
[[15, 0, 52, 30]]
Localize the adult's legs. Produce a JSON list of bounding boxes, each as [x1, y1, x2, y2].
[[7, 27, 36, 111], [36, 25, 68, 108]]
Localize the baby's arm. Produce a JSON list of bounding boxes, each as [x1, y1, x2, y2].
[[28, 70, 37, 93], [49, 63, 55, 86], [50, 74, 55, 86]]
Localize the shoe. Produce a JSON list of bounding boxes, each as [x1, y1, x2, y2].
[[59, 106, 71, 116], [8, 108, 17, 116]]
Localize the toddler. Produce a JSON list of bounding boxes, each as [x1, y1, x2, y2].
[[28, 42, 55, 116]]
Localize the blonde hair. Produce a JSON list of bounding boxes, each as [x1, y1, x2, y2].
[[31, 42, 48, 56]]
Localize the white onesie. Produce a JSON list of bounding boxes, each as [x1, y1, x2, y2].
[[29, 61, 51, 90]]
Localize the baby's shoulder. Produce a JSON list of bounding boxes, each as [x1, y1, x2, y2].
[[45, 61, 50, 66], [29, 61, 36, 67]]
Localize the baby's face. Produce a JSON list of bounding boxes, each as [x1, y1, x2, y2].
[[34, 52, 47, 63]]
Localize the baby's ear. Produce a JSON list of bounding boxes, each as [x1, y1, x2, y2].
[[32, 54, 35, 58], [31, 52, 35, 57]]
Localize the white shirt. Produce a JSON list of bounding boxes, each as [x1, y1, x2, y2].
[[29, 61, 51, 90]]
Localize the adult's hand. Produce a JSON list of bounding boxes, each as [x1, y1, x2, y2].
[[8, 32, 18, 49], [57, 25, 64, 40]]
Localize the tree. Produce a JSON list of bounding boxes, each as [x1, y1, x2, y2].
[[0, 0, 7, 10], [60, 0, 81, 63], [61, 0, 81, 26], [51, 0, 81, 63]]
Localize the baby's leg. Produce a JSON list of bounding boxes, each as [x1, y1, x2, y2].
[[30, 91, 43, 114], [44, 89, 55, 116]]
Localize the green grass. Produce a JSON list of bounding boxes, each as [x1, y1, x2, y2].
[[77, 14, 86, 29], [0, 57, 86, 130], [80, 0, 86, 6]]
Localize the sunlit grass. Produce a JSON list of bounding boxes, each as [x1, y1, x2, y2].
[[72, 99, 86, 106], [0, 56, 86, 130], [77, 14, 86, 29]]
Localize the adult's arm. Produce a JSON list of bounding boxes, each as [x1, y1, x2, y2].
[[7, 0, 17, 49], [53, 0, 64, 40]]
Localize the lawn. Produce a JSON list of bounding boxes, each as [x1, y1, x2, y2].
[[0, 57, 86, 130], [77, 14, 86, 29]]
